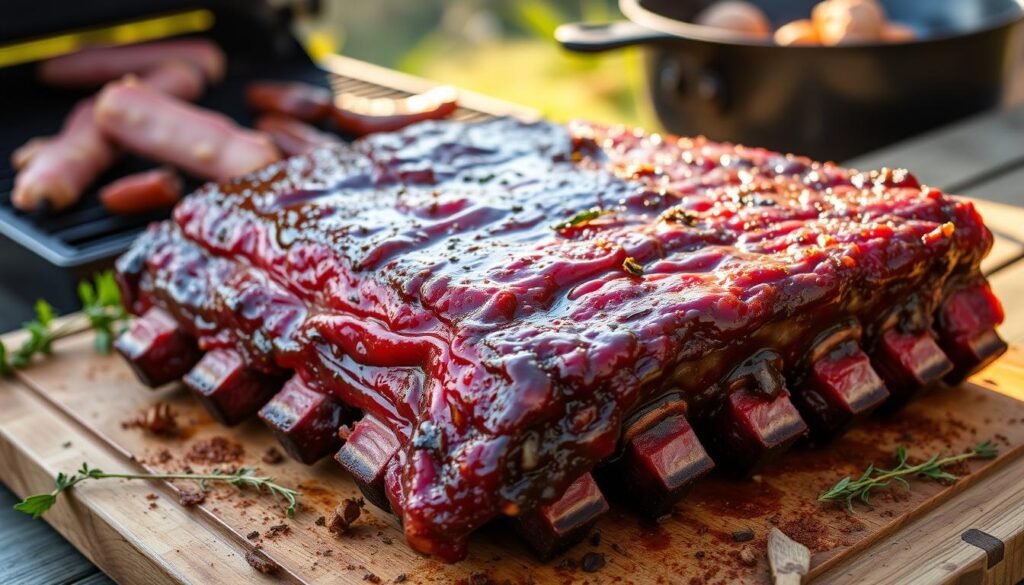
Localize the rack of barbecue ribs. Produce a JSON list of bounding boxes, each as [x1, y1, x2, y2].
[[114, 118, 1006, 562]]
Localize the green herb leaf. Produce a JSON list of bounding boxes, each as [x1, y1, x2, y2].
[[973, 440, 998, 459], [895, 445, 908, 465], [35, 300, 56, 327], [13, 494, 58, 519], [552, 209, 609, 231], [94, 328, 112, 355], [622, 257, 644, 277], [96, 272, 122, 307], [0, 340, 10, 377], [10, 348, 30, 368], [78, 280, 97, 307]]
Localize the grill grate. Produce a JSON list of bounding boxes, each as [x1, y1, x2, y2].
[[0, 55, 531, 268], [326, 71, 509, 125]]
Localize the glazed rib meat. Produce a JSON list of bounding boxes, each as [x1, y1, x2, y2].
[[114, 118, 1006, 561]]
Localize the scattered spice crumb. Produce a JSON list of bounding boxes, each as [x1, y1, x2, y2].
[[363, 573, 382, 584], [329, 498, 365, 534], [394, 574, 407, 583], [262, 447, 284, 465], [315, 516, 327, 527], [145, 493, 158, 501], [469, 572, 490, 585], [839, 517, 866, 534], [611, 543, 628, 556], [245, 550, 278, 574], [695, 550, 706, 559], [155, 449, 173, 464], [738, 546, 758, 567], [122, 402, 180, 436], [581, 552, 606, 573], [186, 437, 244, 465], [246, 531, 259, 541], [178, 490, 206, 507], [731, 528, 754, 542], [148, 502, 158, 510], [556, 558, 577, 571], [264, 524, 290, 539], [61, 441, 72, 448], [380, 535, 393, 545], [782, 514, 835, 551]]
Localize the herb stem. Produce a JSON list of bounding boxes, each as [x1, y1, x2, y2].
[[818, 440, 999, 512], [14, 463, 301, 519], [847, 451, 976, 487], [0, 271, 129, 375], [49, 318, 90, 338], [72, 471, 265, 482]]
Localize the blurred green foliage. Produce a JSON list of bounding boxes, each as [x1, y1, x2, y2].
[[308, 0, 655, 127]]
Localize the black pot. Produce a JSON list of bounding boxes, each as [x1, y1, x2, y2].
[[556, 0, 1024, 161]]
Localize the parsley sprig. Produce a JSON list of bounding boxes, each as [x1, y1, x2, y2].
[[819, 441, 999, 512], [15, 463, 301, 518], [0, 271, 129, 375]]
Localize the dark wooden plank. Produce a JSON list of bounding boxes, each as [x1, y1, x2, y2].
[[844, 108, 1024, 195], [69, 573, 116, 585], [0, 483, 99, 585], [0, 281, 34, 333], [958, 167, 1024, 207]]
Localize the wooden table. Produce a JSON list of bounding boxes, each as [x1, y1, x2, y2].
[[0, 484, 113, 585], [3, 75, 1024, 585]]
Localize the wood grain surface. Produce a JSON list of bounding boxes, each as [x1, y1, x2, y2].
[[1, 327, 1023, 584], [992, 262, 1024, 345]]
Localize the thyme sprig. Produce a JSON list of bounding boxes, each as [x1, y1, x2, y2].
[[819, 441, 999, 512], [0, 271, 129, 375], [15, 463, 300, 518]]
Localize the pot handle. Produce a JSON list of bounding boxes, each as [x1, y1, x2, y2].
[[555, 21, 676, 52]]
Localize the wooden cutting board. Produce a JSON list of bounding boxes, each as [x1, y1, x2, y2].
[[1, 325, 1023, 585]]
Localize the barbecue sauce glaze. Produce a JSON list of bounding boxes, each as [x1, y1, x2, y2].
[[117, 119, 997, 560]]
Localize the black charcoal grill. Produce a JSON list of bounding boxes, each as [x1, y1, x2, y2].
[[0, 0, 528, 330]]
